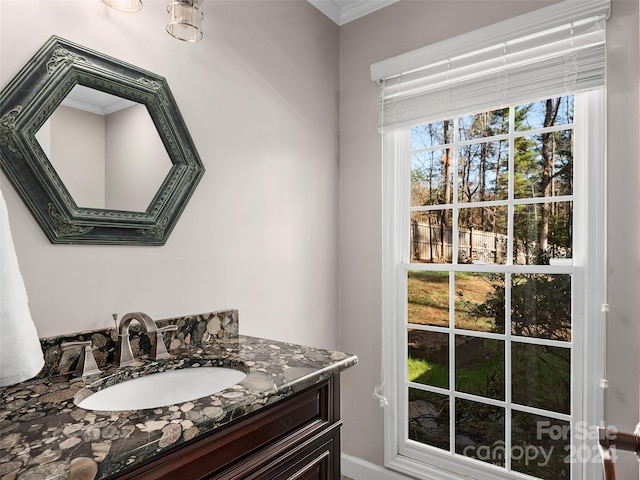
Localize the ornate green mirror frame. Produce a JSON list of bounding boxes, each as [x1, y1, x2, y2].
[[0, 36, 204, 245]]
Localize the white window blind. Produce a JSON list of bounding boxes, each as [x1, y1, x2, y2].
[[371, 0, 610, 131]]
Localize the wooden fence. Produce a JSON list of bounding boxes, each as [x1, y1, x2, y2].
[[411, 221, 509, 264]]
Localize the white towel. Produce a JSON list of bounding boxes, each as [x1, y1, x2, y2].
[[0, 188, 44, 387]]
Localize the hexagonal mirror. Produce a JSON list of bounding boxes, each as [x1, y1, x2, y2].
[[34, 86, 173, 212], [0, 36, 204, 245]]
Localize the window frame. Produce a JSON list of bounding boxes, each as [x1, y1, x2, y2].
[[381, 89, 606, 480]]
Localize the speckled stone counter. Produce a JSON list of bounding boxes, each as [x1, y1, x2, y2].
[[0, 310, 358, 480]]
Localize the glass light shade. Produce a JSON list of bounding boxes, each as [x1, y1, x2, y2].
[[102, 0, 142, 13], [167, 0, 204, 43]]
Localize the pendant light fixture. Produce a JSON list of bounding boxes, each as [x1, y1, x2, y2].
[[102, 0, 142, 13], [102, 0, 204, 43], [167, 0, 204, 43]]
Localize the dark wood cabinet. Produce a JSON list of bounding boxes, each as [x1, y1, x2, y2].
[[118, 375, 342, 480]]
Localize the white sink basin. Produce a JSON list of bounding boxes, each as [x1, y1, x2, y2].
[[76, 367, 247, 411]]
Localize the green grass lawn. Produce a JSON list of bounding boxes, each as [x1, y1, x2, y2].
[[408, 350, 505, 399], [408, 356, 448, 388], [408, 270, 496, 331]]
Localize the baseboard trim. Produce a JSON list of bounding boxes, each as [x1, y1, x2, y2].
[[341, 453, 415, 480]]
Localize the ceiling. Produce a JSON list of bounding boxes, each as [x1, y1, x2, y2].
[[307, 0, 399, 25]]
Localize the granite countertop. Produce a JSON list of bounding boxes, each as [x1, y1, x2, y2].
[[0, 311, 358, 480]]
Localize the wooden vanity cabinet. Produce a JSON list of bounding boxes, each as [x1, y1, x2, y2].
[[118, 375, 342, 480]]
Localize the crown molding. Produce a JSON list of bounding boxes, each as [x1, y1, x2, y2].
[[308, 0, 399, 25]]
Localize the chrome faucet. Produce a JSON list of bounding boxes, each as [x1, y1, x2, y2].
[[116, 312, 177, 367]]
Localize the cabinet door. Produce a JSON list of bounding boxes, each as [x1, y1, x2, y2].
[[118, 377, 341, 480], [246, 428, 340, 480]]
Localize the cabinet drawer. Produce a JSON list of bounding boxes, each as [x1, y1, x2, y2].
[[252, 432, 338, 480], [121, 379, 335, 480], [217, 422, 341, 480], [275, 443, 331, 480]]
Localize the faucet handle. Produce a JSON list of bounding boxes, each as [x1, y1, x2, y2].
[[61, 341, 102, 377], [152, 324, 178, 360], [157, 325, 178, 333]]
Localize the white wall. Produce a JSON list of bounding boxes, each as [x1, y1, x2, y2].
[[338, 0, 640, 478], [50, 106, 106, 209], [0, 0, 341, 353], [603, 1, 640, 478], [106, 104, 170, 212]]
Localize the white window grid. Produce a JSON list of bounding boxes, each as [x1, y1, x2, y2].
[[387, 97, 598, 480]]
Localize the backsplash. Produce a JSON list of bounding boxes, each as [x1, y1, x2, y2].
[[38, 310, 239, 377]]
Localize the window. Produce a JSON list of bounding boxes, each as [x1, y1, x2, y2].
[[384, 91, 605, 480], [375, 2, 608, 480]]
